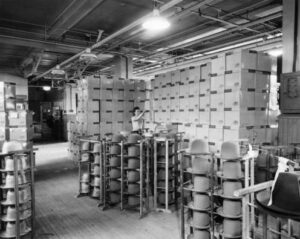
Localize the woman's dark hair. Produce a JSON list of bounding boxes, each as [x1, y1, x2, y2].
[[133, 106, 140, 114]]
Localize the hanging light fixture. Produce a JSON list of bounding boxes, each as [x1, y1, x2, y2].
[[79, 48, 98, 62], [51, 65, 65, 75], [142, 1, 170, 32], [42, 86, 51, 91]]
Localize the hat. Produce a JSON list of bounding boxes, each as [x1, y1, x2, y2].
[[81, 141, 90, 151], [191, 156, 212, 174], [92, 176, 101, 187], [193, 176, 210, 192], [110, 145, 121, 155], [18, 154, 29, 170], [81, 183, 89, 193], [127, 171, 140, 183], [92, 166, 100, 175], [220, 218, 242, 238], [192, 193, 210, 211], [128, 183, 140, 194], [217, 200, 242, 218], [0, 221, 30, 238], [109, 169, 121, 179], [109, 192, 120, 204], [3, 174, 24, 188], [5, 84, 16, 99], [128, 159, 140, 169], [190, 229, 210, 239], [92, 143, 101, 153], [221, 161, 243, 179], [111, 134, 123, 143], [222, 181, 243, 199], [256, 172, 300, 220], [81, 173, 89, 183], [93, 155, 100, 164], [127, 134, 142, 144], [193, 211, 210, 228], [92, 188, 100, 198], [2, 141, 23, 154], [158, 192, 174, 205], [128, 196, 139, 206], [109, 156, 121, 167], [221, 141, 241, 160], [4, 157, 14, 171], [5, 100, 16, 110], [81, 153, 89, 162], [2, 190, 25, 205], [109, 180, 121, 191], [187, 139, 210, 155], [157, 169, 172, 180], [128, 146, 140, 157]]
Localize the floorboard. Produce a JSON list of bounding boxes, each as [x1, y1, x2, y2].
[[34, 142, 181, 239]]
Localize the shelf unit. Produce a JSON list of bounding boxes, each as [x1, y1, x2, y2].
[[120, 140, 150, 217], [179, 141, 216, 239], [153, 137, 178, 213], [77, 139, 104, 206], [0, 149, 35, 239]]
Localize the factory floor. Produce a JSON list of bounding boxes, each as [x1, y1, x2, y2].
[[34, 142, 181, 239]]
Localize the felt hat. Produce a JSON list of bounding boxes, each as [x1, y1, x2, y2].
[[92, 143, 101, 153], [256, 172, 300, 220], [109, 180, 121, 191], [81, 141, 90, 151], [220, 141, 241, 160], [128, 196, 139, 206], [4, 157, 14, 171], [127, 134, 142, 144], [128, 183, 140, 194], [92, 165, 100, 175], [109, 192, 120, 204], [127, 171, 140, 183], [191, 229, 210, 239], [81, 153, 89, 162], [81, 173, 89, 183], [217, 200, 242, 218], [0, 221, 30, 238], [223, 181, 243, 199], [109, 169, 121, 179], [193, 176, 210, 192], [2, 141, 23, 154], [4, 174, 24, 188], [128, 146, 140, 157], [158, 192, 174, 205], [19, 154, 29, 170], [110, 145, 121, 155], [111, 134, 123, 143], [128, 159, 140, 169], [191, 156, 211, 174], [193, 211, 210, 228], [222, 161, 243, 179], [192, 193, 210, 210], [3, 190, 25, 205], [109, 156, 121, 167], [220, 218, 242, 238], [187, 139, 210, 155], [93, 155, 100, 164], [92, 187, 100, 198], [92, 176, 101, 187], [81, 183, 89, 193]]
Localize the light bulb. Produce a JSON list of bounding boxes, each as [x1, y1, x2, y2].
[[42, 86, 51, 91], [142, 9, 170, 31]]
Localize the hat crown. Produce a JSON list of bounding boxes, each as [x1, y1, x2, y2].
[[189, 139, 209, 154], [221, 141, 240, 159], [112, 134, 123, 143], [272, 173, 300, 212], [127, 134, 141, 144]]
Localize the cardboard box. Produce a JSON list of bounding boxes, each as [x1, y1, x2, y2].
[[209, 126, 223, 142], [9, 127, 33, 141], [179, 84, 189, 97], [224, 91, 255, 111], [211, 55, 225, 75], [257, 53, 273, 72], [196, 124, 209, 140], [223, 127, 253, 142], [101, 111, 112, 121], [210, 93, 224, 111], [199, 95, 210, 110], [255, 71, 270, 91], [100, 89, 113, 100], [188, 109, 199, 124], [0, 127, 7, 141], [199, 111, 210, 125], [210, 75, 224, 93], [171, 70, 180, 84], [8, 111, 32, 127], [112, 89, 124, 100], [224, 70, 255, 90], [0, 112, 6, 127], [210, 111, 224, 126], [224, 110, 255, 128], [199, 79, 210, 95], [189, 81, 200, 97], [225, 50, 257, 72], [180, 69, 189, 83], [255, 92, 269, 108], [188, 66, 201, 82], [200, 63, 211, 80], [101, 76, 113, 89]]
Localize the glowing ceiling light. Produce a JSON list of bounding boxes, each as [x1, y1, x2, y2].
[[268, 48, 283, 57], [51, 65, 65, 75], [142, 9, 170, 32], [42, 86, 51, 91]]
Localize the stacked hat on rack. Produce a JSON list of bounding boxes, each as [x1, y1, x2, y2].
[[216, 141, 243, 238], [184, 139, 213, 239], [80, 141, 91, 194], [91, 142, 102, 198], [108, 134, 123, 204], [0, 154, 32, 238]]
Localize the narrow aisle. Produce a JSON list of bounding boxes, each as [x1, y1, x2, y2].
[[34, 143, 180, 239]]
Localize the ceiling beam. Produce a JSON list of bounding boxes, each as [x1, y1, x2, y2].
[[48, 0, 107, 39], [0, 34, 86, 54]]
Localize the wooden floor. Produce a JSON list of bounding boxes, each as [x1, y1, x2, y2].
[[34, 142, 181, 239]]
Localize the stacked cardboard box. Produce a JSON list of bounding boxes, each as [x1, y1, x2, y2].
[[149, 49, 278, 153], [0, 82, 33, 150]]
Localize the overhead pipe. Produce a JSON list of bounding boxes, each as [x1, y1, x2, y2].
[[33, 0, 183, 81]]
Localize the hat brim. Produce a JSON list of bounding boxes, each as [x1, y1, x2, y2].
[[216, 207, 242, 219], [256, 191, 300, 221]]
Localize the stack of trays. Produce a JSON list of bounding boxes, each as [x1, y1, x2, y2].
[[124, 134, 142, 208], [156, 141, 175, 205], [90, 142, 102, 198], [0, 154, 32, 238], [184, 139, 212, 239], [216, 141, 243, 238], [107, 134, 123, 204]]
